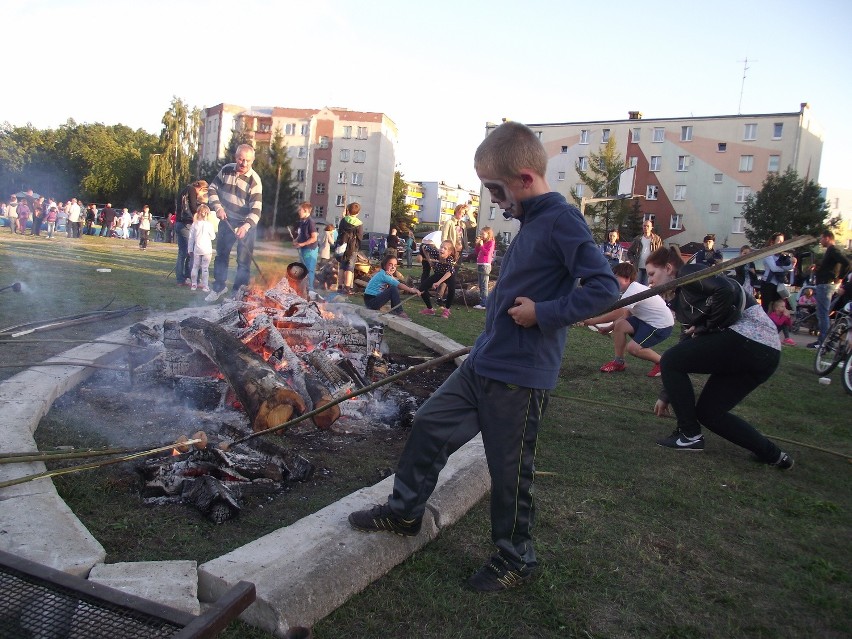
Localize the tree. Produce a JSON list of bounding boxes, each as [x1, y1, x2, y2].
[[390, 171, 412, 232], [144, 97, 201, 213], [253, 126, 299, 237], [569, 137, 632, 241], [741, 168, 833, 248]]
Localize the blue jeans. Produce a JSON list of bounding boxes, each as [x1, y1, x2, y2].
[[299, 247, 319, 292], [364, 286, 402, 313], [212, 222, 256, 294], [175, 222, 191, 283], [477, 264, 491, 304], [659, 329, 781, 461], [815, 283, 832, 344]]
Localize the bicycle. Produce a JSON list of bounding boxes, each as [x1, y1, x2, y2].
[[813, 301, 851, 375], [842, 353, 852, 395]]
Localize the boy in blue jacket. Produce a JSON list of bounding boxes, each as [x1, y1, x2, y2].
[[348, 121, 619, 591]]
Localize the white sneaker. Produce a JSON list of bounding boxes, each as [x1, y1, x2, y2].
[[205, 288, 227, 302], [473, 304, 486, 310], [190, 284, 197, 291]]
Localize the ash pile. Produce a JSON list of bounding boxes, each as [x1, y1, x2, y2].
[[126, 275, 420, 522]]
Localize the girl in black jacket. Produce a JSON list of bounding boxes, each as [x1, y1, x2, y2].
[[644, 246, 793, 468]]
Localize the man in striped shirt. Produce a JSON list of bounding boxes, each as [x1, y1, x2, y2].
[[205, 144, 263, 302]]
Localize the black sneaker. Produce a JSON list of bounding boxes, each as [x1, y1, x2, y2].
[[807, 341, 821, 349], [348, 504, 422, 536], [773, 452, 795, 470], [466, 554, 537, 593], [656, 429, 705, 450]]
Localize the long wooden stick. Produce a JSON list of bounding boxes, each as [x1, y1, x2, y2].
[[220, 347, 471, 450], [0, 438, 203, 489], [0, 446, 142, 465], [0, 361, 127, 372], [0, 338, 148, 349], [379, 292, 422, 316]]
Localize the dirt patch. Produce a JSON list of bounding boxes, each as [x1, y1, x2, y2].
[[34, 331, 454, 564]]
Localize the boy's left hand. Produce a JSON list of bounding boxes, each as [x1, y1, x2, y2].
[[508, 297, 537, 328]]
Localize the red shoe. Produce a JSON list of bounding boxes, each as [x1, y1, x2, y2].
[[646, 363, 662, 377], [600, 360, 626, 373], [782, 338, 796, 346], [441, 308, 451, 319], [420, 308, 435, 316]]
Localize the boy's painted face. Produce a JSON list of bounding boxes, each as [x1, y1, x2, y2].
[[478, 171, 522, 218]]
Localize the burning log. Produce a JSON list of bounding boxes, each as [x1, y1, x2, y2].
[[179, 317, 306, 433]]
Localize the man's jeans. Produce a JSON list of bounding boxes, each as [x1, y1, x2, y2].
[[815, 283, 832, 344], [212, 223, 256, 294]]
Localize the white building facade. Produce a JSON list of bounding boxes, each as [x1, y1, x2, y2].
[[479, 104, 824, 248], [199, 104, 398, 232]]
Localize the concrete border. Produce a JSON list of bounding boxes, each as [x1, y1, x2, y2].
[[0, 303, 487, 636]]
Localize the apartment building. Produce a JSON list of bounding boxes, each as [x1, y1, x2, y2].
[[414, 181, 480, 228], [824, 187, 852, 250], [479, 104, 823, 248], [199, 104, 398, 232]]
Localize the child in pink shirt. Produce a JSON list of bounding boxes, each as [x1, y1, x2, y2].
[[768, 299, 795, 346]]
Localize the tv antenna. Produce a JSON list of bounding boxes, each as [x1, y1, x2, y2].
[[737, 57, 756, 114]]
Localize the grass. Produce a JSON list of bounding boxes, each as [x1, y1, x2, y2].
[[2, 232, 850, 639]]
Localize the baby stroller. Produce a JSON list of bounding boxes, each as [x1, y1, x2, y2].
[[792, 292, 818, 335]]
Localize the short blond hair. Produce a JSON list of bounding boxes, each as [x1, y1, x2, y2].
[[474, 121, 548, 181]]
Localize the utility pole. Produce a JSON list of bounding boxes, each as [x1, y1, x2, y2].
[[272, 164, 281, 238]]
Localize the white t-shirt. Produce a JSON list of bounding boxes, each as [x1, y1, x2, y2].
[[622, 281, 674, 329]]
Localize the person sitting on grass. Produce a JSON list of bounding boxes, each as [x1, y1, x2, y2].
[[768, 299, 796, 346], [362, 254, 421, 319], [419, 240, 457, 318], [583, 262, 674, 377]]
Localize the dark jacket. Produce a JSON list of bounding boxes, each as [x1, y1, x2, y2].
[[179, 185, 202, 225], [467, 192, 619, 389], [672, 264, 750, 334], [815, 244, 850, 285]]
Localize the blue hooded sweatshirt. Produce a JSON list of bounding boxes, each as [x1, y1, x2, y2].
[[467, 192, 619, 389]]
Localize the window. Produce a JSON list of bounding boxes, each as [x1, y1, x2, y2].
[[336, 195, 346, 206], [653, 127, 665, 142], [557, 171, 565, 181], [743, 123, 757, 140], [319, 136, 329, 149], [631, 127, 641, 143], [579, 129, 589, 144], [601, 128, 610, 143], [357, 126, 368, 139], [313, 205, 324, 217], [670, 214, 683, 230], [732, 217, 746, 234], [677, 155, 690, 171], [337, 171, 347, 184], [578, 156, 589, 170], [714, 173, 723, 183], [489, 206, 496, 220], [644, 213, 656, 224], [340, 149, 350, 161], [575, 184, 584, 198], [285, 123, 296, 135], [296, 169, 305, 182], [342, 126, 352, 139], [561, 145, 568, 153], [681, 125, 693, 142], [297, 146, 307, 159], [296, 190, 304, 202], [351, 172, 364, 185], [628, 156, 638, 167], [735, 186, 751, 203], [773, 123, 783, 139], [316, 159, 327, 172], [646, 185, 658, 200], [649, 156, 661, 171], [710, 203, 720, 213], [598, 158, 606, 171], [739, 155, 754, 172], [718, 142, 727, 152], [301, 124, 310, 135], [674, 185, 687, 201], [768, 155, 780, 172], [353, 150, 366, 163], [534, 131, 542, 139], [316, 183, 326, 194]]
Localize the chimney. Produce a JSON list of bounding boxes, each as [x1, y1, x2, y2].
[[628, 111, 643, 120]]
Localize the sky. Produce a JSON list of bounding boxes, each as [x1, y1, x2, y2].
[[3, 0, 852, 192]]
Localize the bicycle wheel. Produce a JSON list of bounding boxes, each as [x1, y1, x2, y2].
[[813, 319, 849, 375], [842, 357, 852, 395]]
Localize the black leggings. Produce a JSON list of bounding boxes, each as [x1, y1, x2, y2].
[[660, 329, 782, 462], [421, 273, 455, 309]]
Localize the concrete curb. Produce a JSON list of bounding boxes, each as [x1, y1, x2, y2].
[[0, 300, 488, 636]]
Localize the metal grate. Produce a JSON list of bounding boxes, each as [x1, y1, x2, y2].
[[0, 567, 184, 639]]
